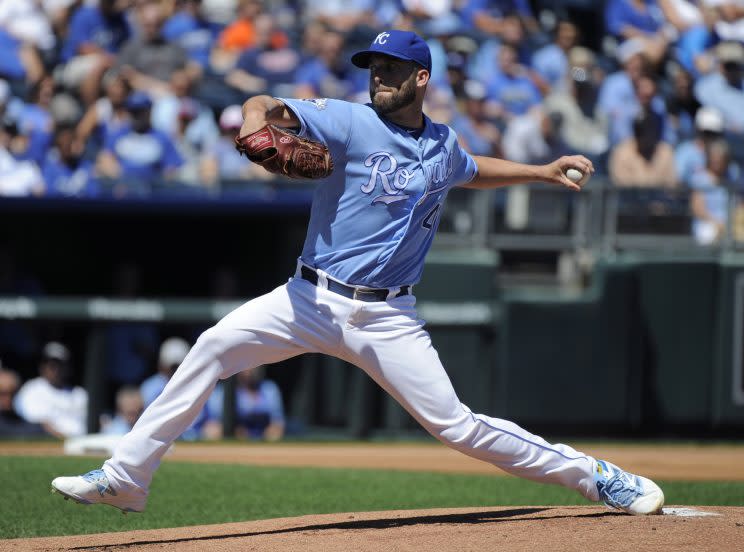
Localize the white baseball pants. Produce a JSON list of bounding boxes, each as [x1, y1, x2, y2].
[[103, 269, 599, 505]]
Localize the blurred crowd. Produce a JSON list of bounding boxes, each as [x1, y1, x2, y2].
[[0, 252, 287, 441], [1, 0, 744, 242], [0, 338, 286, 441]]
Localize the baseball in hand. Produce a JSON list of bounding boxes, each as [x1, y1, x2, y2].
[[565, 168, 588, 186]]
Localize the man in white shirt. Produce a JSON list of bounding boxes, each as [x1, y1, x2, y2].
[[14, 341, 88, 437]]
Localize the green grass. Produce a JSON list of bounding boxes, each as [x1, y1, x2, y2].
[[2, 456, 743, 539]]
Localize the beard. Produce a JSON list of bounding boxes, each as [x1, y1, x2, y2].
[[371, 74, 417, 114]]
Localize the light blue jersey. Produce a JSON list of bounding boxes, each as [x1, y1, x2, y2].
[[280, 98, 478, 288]]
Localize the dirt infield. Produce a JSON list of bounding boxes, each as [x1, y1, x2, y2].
[[6, 506, 744, 552], [3, 442, 744, 551]]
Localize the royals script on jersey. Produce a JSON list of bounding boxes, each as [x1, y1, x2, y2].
[[280, 98, 478, 288]]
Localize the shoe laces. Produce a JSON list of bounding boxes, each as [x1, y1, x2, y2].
[[597, 469, 642, 509]]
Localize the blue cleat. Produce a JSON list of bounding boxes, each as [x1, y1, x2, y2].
[[51, 469, 145, 514], [594, 460, 664, 515]]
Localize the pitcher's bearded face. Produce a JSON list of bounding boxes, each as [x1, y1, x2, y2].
[[369, 56, 419, 114]]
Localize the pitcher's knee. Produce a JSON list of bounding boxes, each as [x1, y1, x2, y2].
[[429, 414, 479, 452], [192, 325, 258, 380], [193, 326, 225, 355], [189, 326, 236, 374]]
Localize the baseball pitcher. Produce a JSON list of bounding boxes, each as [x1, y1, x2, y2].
[[52, 30, 663, 516]]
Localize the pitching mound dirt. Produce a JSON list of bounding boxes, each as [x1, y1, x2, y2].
[[6, 506, 743, 552]]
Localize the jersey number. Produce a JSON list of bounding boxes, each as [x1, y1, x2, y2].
[[422, 204, 441, 230]]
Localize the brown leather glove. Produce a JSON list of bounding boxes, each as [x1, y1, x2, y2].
[[235, 124, 333, 179]]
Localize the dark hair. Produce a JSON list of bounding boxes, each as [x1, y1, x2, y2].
[[632, 110, 662, 141], [555, 19, 579, 38]]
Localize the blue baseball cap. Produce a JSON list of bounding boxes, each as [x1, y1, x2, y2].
[[125, 91, 152, 111], [351, 30, 432, 73]]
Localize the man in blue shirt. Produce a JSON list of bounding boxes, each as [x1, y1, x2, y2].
[[485, 43, 542, 120], [604, 0, 669, 67], [41, 124, 98, 197], [531, 20, 580, 93], [694, 41, 744, 134], [52, 30, 664, 518], [59, 0, 131, 103], [97, 92, 183, 193], [162, 0, 220, 71], [598, 39, 674, 145], [203, 365, 285, 441]]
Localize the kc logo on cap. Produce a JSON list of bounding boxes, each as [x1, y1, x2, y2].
[[351, 30, 432, 73], [373, 32, 390, 45]]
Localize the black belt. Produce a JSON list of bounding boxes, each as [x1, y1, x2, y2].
[[300, 265, 410, 302]]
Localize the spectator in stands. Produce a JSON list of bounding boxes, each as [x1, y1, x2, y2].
[[13, 341, 88, 437], [304, 0, 377, 33], [150, 63, 219, 163], [484, 43, 542, 121], [294, 26, 361, 100], [42, 123, 99, 197], [598, 40, 674, 145], [0, 365, 46, 437], [604, 0, 671, 67], [0, 27, 44, 87], [140, 337, 190, 408], [49, 93, 84, 129], [0, 115, 45, 196], [675, 106, 739, 186], [443, 38, 472, 99], [225, 13, 301, 98], [0, 0, 56, 93], [162, 0, 220, 71], [115, 2, 200, 100], [451, 80, 501, 156], [399, 0, 461, 38], [59, 0, 131, 105], [202, 365, 285, 441], [458, 0, 540, 40], [168, 96, 219, 186], [503, 109, 570, 165], [102, 386, 144, 436], [694, 41, 744, 133], [201, 104, 258, 184], [691, 138, 732, 243], [211, 0, 267, 71], [665, 62, 701, 141], [532, 20, 580, 93], [96, 92, 184, 193], [298, 17, 331, 61], [609, 110, 678, 187], [13, 76, 56, 165], [657, 0, 713, 76], [707, 0, 744, 43], [0, 0, 56, 52], [76, 71, 132, 153], [544, 46, 610, 159], [140, 336, 205, 440], [466, 13, 535, 88]]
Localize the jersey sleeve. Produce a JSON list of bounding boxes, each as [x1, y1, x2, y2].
[[449, 130, 479, 187], [276, 97, 352, 154]]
